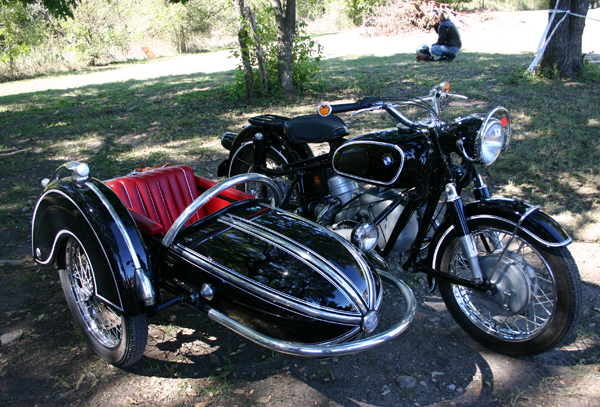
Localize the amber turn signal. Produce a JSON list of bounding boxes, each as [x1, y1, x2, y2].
[[318, 103, 332, 117]]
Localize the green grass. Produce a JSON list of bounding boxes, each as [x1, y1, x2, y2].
[[1, 50, 599, 244]]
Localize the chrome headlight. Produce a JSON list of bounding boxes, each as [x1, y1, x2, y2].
[[352, 223, 379, 252], [479, 119, 505, 165], [458, 107, 511, 166]]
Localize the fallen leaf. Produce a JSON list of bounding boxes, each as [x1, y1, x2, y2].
[[75, 373, 85, 390]]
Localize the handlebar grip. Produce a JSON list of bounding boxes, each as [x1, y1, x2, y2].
[[329, 102, 363, 114]]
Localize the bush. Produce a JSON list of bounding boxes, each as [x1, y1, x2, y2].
[[231, 17, 323, 98], [60, 0, 130, 66], [0, 3, 47, 75]]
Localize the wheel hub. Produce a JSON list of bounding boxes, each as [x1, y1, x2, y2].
[[474, 251, 532, 316], [75, 273, 94, 300]]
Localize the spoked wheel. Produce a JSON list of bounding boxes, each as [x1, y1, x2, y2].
[[59, 236, 147, 367], [435, 218, 582, 356], [229, 143, 299, 207]]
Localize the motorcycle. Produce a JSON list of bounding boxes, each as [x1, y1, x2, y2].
[[32, 162, 416, 367], [218, 82, 583, 356]]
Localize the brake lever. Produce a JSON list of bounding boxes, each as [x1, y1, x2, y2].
[[350, 105, 383, 117], [442, 93, 468, 101]]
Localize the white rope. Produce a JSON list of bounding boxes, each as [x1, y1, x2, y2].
[[535, 0, 561, 52], [528, 7, 600, 71]]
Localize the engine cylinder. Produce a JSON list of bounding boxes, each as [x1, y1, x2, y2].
[[328, 175, 358, 205]]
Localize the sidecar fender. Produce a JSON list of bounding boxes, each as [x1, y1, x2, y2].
[[32, 178, 153, 316], [217, 124, 314, 177], [429, 198, 571, 264]]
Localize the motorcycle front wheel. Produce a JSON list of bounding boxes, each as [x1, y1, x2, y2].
[[434, 218, 582, 356], [59, 236, 148, 367]]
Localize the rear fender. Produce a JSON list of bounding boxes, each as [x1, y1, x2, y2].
[[218, 124, 313, 177], [429, 198, 571, 266], [32, 178, 154, 316]]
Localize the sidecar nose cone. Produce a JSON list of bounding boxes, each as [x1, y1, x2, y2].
[[363, 310, 380, 333]]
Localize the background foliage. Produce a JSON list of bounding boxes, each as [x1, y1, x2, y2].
[[0, 0, 552, 81]]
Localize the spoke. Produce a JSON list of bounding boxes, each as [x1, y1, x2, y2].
[[451, 228, 557, 341], [236, 157, 252, 167], [66, 239, 122, 348]]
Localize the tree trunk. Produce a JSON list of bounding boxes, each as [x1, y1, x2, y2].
[[234, 0, 257, 98], [245, 7, 268, 95], [272, 0, 296, 97], [540, 0, 588, 79]]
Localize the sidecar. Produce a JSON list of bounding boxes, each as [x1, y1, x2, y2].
[[31, 162, 416, 367]]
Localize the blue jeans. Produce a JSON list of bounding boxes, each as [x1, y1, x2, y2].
[[431, 45, 460, 56]]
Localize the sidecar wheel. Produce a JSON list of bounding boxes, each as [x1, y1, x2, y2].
[[435, 218, 582, 356], [59, 237, 148, 367]]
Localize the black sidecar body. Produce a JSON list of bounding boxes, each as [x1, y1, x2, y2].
[[31, 162, 415, 366]]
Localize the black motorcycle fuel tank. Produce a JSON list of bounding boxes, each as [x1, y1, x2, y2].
[[168, 201, 382, 344], [332, 128, 433, 189]]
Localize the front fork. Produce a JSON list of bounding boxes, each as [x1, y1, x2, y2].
[[445, 173, 494, 284], [445, 171, 494, 285], [444, 183, 485, 284]]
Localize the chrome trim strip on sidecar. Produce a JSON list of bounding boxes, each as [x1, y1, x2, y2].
[[174, 244, 363, 325], [431, 214, 572, 269], [220, 213, 369, 315], [32, 190, 124, 311], [332, 140, 405, 186], [283, 210, 378, 311], [206, 271, 416, 358], [86, 182, 156, 306]]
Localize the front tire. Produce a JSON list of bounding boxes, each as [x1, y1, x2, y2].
[[59, 236, 148, 367], [434, 218, 582, 356]]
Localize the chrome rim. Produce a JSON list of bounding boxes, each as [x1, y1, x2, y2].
[[242, 148, 297, 205], [449, 229, 556, 341], [65, 238, 122, 348]]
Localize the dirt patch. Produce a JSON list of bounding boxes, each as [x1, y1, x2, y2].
[[1, 252, 600, 407]]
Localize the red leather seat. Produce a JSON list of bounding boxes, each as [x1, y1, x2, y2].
[[106, 165, 211, 236]]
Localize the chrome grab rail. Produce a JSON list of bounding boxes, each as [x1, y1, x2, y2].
[[206, 271, 416, 358], [163, 173, 282, 248]]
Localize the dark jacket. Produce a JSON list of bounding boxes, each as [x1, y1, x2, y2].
[[435, 20, 462, 48]]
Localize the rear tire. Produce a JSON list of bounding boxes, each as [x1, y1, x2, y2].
[[434, 218, 582, 356], [229, 143, 298, 206], [59, 236, 148, 367]]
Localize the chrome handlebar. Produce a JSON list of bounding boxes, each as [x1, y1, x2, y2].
[[348, 91, 468, 129]]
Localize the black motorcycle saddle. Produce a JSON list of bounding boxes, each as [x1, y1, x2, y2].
[[284, 114, 349, 143]]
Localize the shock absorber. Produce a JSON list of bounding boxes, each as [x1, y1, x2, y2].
[[253, 132, 267, 171]]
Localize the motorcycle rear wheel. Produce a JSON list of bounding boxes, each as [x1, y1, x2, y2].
[[435, 218, 582, 356], [228, 143, 298, 205], [59, 236, 148, 367]]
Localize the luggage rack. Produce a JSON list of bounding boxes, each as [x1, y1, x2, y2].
[[248, 114, 289, 131]]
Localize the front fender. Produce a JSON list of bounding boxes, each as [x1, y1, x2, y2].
[[31, 178, 153, 316], [428, 198, 571, 267], [462, 198, 571, 247]]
